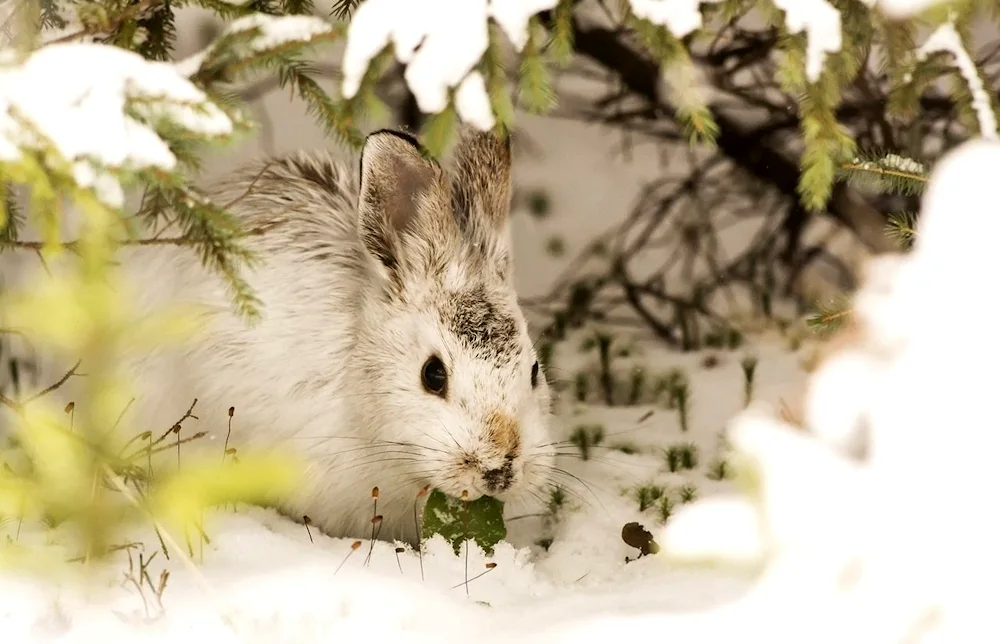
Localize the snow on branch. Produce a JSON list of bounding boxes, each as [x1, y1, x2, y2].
[[874, 0, 951, 17], [916, 22, 999, 141], [175, 14, 340, 78], [770, 0, 842, 82], [0, 42, 232, 207], [340, 0, 850, 132]]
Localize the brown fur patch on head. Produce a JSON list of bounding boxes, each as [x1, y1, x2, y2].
[[484, 410, 520, 457], [446, 285, 520, 365]]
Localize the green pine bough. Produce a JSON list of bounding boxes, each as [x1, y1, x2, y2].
[[808, 151, 931, 336], [422, 489, 507, 556]]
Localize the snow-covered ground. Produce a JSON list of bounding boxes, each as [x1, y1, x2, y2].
[[1, 328, 811, 642]]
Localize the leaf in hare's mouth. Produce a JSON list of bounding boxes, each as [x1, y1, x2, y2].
[[422, 488, 506, 556]]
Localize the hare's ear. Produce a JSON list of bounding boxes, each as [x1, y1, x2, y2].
[[450, 127, 513, 273], [357, 130, 448, 280]]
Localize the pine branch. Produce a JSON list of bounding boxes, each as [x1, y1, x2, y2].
[[138, 182, 264, 321], [48, 0, 165, 45], [421, 105, 458, 158], [885, 211, 918, 250], [483, 23, 515, 131], [330, 0, 363, 20], [0, 182, 22, 245], [280, 0, 316, 15], [839, 152, 928, 197], [806, 295, 853, 336], [518, 20, 557, 114], [547, 0, 575, 66]]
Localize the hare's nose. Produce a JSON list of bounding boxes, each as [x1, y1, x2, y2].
[[482, 464, 514, 493]]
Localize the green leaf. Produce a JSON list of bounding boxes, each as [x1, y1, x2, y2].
[[422, 488, 506, 556]]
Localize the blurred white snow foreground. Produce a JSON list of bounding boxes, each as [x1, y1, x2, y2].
[[540, 138, 1000, 644]]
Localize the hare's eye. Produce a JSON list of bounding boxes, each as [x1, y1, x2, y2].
[[421, 355, 448, 397], [530, 361, 540, 389]]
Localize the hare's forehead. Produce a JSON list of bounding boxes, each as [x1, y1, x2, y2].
[[439, 285, 523, 365]]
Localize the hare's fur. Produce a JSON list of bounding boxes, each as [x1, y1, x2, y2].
[[6, 129, 555, 545]]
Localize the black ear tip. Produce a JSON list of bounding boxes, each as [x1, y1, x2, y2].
[[365, 128, 422, 151]]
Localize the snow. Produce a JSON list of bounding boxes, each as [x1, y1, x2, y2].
[[341, 0, 493, 116], [628, 0, 725, 39], [340, 0, 848, 125], [0, 42, 231, 207], [916, 22, 999, 141], [455, 71, 495, 130], [489, 0, 558, 49]]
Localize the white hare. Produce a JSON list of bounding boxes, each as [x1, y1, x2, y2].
[[14, 127, 555, 544]]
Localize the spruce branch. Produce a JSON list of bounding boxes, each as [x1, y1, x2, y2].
[[518, 20, 557, 114], [806, 295, 853, 336], [885, 211, 918, 249], [47, 0, 165, 45], [839, 152, 929, 197], [330, 0, 363, 20]]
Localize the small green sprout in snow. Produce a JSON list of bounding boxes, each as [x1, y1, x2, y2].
[[632, 483, 664, 512], [679, 484, 698, 503], [707, 459, 731, 481], [654, 368, 685, 409], [595, 332, 615, 405], [627, 367, 646, 405], [741, 355, 759, 407], [569, 424, 604, 460], [574, 371, 589, 402], [672, 376, 691, 432], [657, 495, 675, 523], [573, 371, 590, 402], [664, 442, 699, 472]]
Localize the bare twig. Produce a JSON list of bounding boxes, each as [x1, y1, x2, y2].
[[7, 221, 285, 252], [0, 360, 82, 412]]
